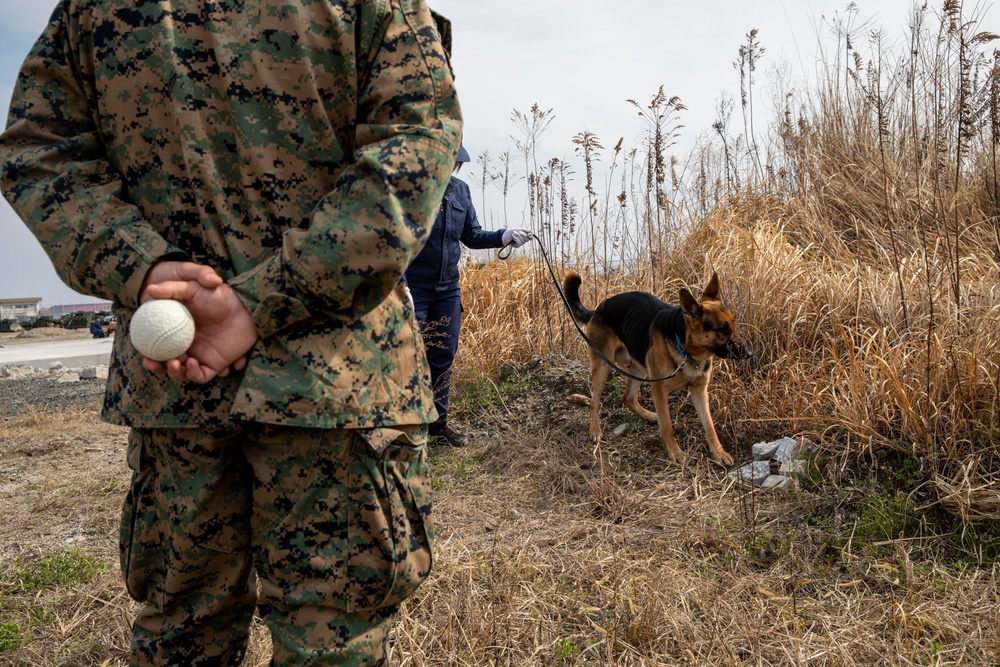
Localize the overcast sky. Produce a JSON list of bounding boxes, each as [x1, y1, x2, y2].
[[0, 0, 995, 305]]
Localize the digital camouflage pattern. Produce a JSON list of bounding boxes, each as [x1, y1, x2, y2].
[[0, 0, 462, 429], [122, 424, 433, 665], [1, 0, 457, 663]]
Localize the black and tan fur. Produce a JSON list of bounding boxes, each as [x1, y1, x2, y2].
[[565, 271, 751, 465]]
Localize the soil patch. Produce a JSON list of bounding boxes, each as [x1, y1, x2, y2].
[[1, 328, 96, 346]]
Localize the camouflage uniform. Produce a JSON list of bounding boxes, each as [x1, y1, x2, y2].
[[0, 0, 461, 663]]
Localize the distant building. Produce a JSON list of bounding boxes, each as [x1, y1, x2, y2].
[[0, 297, 43, 323], [48, 302, 113, 318]]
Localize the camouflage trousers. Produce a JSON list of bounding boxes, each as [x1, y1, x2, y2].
[[119, 423, 434, 666]]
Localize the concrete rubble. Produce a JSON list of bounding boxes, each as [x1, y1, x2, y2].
[[1, 363, 109, 383], [728, 435, 811, 491]]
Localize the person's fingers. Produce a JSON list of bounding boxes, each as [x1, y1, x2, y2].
[[165, 357, 188, 381], [142, 358, 166, 373], [143, 280, 196, 301], [194, 266, 224, 288], [142, 355, 225, 384], [170, 262, 223, 287], [142, 261, 223, 301], [507, 229, 531, 247], [186, 359, 220, 384]]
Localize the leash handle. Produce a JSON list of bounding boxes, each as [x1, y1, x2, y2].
[[510, 235, 686, 384]]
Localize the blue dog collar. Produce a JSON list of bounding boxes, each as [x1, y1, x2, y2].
[[674, 332, 695, 364]]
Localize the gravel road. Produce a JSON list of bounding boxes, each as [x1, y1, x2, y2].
[[0, 376, 106, 418], [0, 329, 109, 417]]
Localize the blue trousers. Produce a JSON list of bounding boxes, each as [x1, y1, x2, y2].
[[408, 286, 461, 428]]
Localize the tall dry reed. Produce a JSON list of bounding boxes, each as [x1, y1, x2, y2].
[[456, 2, 1000, 517]]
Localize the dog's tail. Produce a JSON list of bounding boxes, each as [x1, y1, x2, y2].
[[563, 271, 595, 323]]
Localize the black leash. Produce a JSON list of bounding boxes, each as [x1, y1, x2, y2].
[[498, 237, 688, 383]]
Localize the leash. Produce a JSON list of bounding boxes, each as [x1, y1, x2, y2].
[[498, 236, 689, 383]]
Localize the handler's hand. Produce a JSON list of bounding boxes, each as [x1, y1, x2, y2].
[[501, 228, 532, 248], [139, 261, 259, 383]]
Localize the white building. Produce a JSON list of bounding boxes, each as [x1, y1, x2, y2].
[[48, 302, 112, 317], [0, 297, 43, 323]]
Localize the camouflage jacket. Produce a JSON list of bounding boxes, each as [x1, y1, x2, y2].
[[0, 0, 462, 429]]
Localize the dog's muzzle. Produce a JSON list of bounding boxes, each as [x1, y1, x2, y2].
[[715, 338, 756, 363]]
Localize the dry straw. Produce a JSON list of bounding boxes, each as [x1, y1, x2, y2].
[[3, 3, 1000, 665], [458, 2, 1000, 519]]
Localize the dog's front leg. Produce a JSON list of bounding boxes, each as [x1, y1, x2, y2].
[[689, 385, 734, 465], [650, 381, 686, 462]]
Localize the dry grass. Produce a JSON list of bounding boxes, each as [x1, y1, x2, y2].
[[0, 406, 135, 666], [3, 214, 1000, 666], [4, 5, 1000, 665], [1, 377, 998, 665]]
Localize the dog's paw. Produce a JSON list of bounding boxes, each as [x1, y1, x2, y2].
[[568, 394, 590, 407], [664, 447, 689, 465], [713, 451, 735, 466]]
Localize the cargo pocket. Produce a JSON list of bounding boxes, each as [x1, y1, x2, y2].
[[341, 428, 433, 613], [119, 429, 165, 606]]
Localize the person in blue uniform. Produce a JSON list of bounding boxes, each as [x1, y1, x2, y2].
[[405, 145, 531, 447], [89, 316, 105, 338]]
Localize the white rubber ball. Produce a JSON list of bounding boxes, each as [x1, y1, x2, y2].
[[130, 299, 196, 362]]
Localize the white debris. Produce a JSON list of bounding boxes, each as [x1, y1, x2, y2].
[[728, 461, 771, 486], [779, 459, 808, 477], [731, 436, 811, 492], [761, 475, 796, 490], [751, 440, 782, 461], [1, 365, 38, 380]]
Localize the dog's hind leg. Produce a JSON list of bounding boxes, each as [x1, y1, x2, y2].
[[689, 384, 734, 465], [623, 378, 657, 423], [586, 354, 612, 442]]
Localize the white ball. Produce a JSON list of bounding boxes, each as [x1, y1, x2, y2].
[[130, 299, 196, 362]]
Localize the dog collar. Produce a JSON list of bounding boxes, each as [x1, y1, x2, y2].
[[674, 332, 695, 364]]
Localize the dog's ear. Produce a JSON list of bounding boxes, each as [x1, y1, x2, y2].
[[702, 272, 721, 301], [679, 288, 701, 316]]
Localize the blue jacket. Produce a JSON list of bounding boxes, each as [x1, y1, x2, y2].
[[90, 319, 104, 336], [405, 176, 504, 291]]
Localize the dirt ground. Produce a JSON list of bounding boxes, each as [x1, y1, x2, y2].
[[0, 327, 97, 347], [1, 356, 997, 666]]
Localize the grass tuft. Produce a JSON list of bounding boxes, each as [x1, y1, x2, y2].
[[4, 549, 105, 593]]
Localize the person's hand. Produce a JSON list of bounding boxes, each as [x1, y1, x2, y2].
[[403, 283, 415, 311], [501, 228, 533, 248], [138, 261, 259, 383], [140, 260, 225, 299]]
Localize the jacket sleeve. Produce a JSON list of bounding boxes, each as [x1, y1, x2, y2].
[[457, 180, 504, 250], [0, 3, 187, 308], [226, 0, 462, 339]]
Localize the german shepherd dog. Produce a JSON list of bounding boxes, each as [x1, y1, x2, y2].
[[564, 271, 751, 465]]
